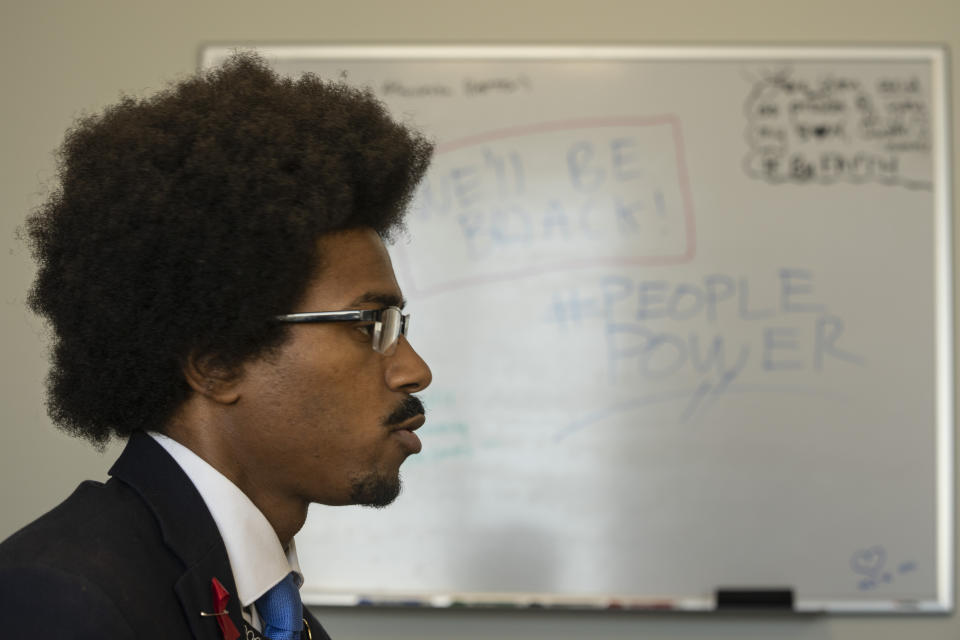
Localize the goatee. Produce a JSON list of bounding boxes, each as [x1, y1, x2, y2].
[[350, 472, 402, 508]]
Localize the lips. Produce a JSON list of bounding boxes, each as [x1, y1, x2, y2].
[[390, 414, 425, 453], [392, 414, 425, 432]]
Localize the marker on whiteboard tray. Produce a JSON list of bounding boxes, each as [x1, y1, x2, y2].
[[716, 587, 794, 610], [356, 597, 425, 607]]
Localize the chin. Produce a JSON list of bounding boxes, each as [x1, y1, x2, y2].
[[349, 472, 402, 508]]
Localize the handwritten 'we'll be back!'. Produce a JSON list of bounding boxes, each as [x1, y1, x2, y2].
[[397, 117, 696, 297]]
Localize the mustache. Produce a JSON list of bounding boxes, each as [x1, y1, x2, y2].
[[383, 395, 426, 426]]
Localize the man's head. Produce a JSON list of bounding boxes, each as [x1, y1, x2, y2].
[[25, 52, 434, 506], [181, 227, 432, 510]]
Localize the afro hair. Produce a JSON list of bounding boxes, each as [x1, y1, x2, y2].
[[25, 52, 433, 447]]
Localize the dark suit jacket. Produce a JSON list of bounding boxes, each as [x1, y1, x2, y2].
[[0, 431, 330, 639]]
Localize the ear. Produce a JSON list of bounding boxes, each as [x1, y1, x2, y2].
[[181, 351, 242, 405]]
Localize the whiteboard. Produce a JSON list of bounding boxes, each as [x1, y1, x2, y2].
[[201, 46, 953, 613]]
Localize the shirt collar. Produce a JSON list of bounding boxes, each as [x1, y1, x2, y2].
[[147, 431, 303, 606]]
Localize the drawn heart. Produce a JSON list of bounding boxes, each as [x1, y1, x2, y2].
[[851, 546, 886, 579]]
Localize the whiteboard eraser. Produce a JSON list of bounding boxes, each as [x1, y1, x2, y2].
[[716, 588, 794, 610]]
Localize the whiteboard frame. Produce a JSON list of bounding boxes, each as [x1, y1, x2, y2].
[[200, 45, 954, 614]]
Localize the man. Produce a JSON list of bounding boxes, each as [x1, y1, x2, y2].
[[0, 53, 433, 639]]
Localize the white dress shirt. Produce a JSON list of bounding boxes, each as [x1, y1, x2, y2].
[[147, 431, 303, 629]]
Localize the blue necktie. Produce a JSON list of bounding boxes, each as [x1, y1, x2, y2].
[[255, 572, 303, 640]]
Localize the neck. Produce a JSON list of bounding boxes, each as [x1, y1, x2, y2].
[[162, 409, 307, 548]]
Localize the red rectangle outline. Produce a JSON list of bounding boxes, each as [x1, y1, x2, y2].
[[395, 116, 697, 298]]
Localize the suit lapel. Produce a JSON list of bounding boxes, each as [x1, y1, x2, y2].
[[110, 432, 333, 640], [110, 432, 243, 640], [110, 431, 222, 564], [303, 606, 332, 640], [174, 544, 247, 640]]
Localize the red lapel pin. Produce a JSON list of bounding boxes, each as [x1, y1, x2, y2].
[[201, 577, 240, 640]]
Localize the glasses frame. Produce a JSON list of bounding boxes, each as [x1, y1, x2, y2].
[[274, 306, 409, 355]]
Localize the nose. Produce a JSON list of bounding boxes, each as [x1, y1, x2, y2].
[[385, 336, 432, 393]]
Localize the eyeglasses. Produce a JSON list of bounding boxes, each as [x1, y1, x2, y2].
[[274, 306, 409, 355]]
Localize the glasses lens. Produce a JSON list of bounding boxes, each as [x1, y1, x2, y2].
[[374, 307, 403, 355]]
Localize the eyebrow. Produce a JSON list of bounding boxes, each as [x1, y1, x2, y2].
[[347, 292, 407, 310]]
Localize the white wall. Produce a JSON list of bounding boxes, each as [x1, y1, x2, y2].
[[1, 1, 958, 638]]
